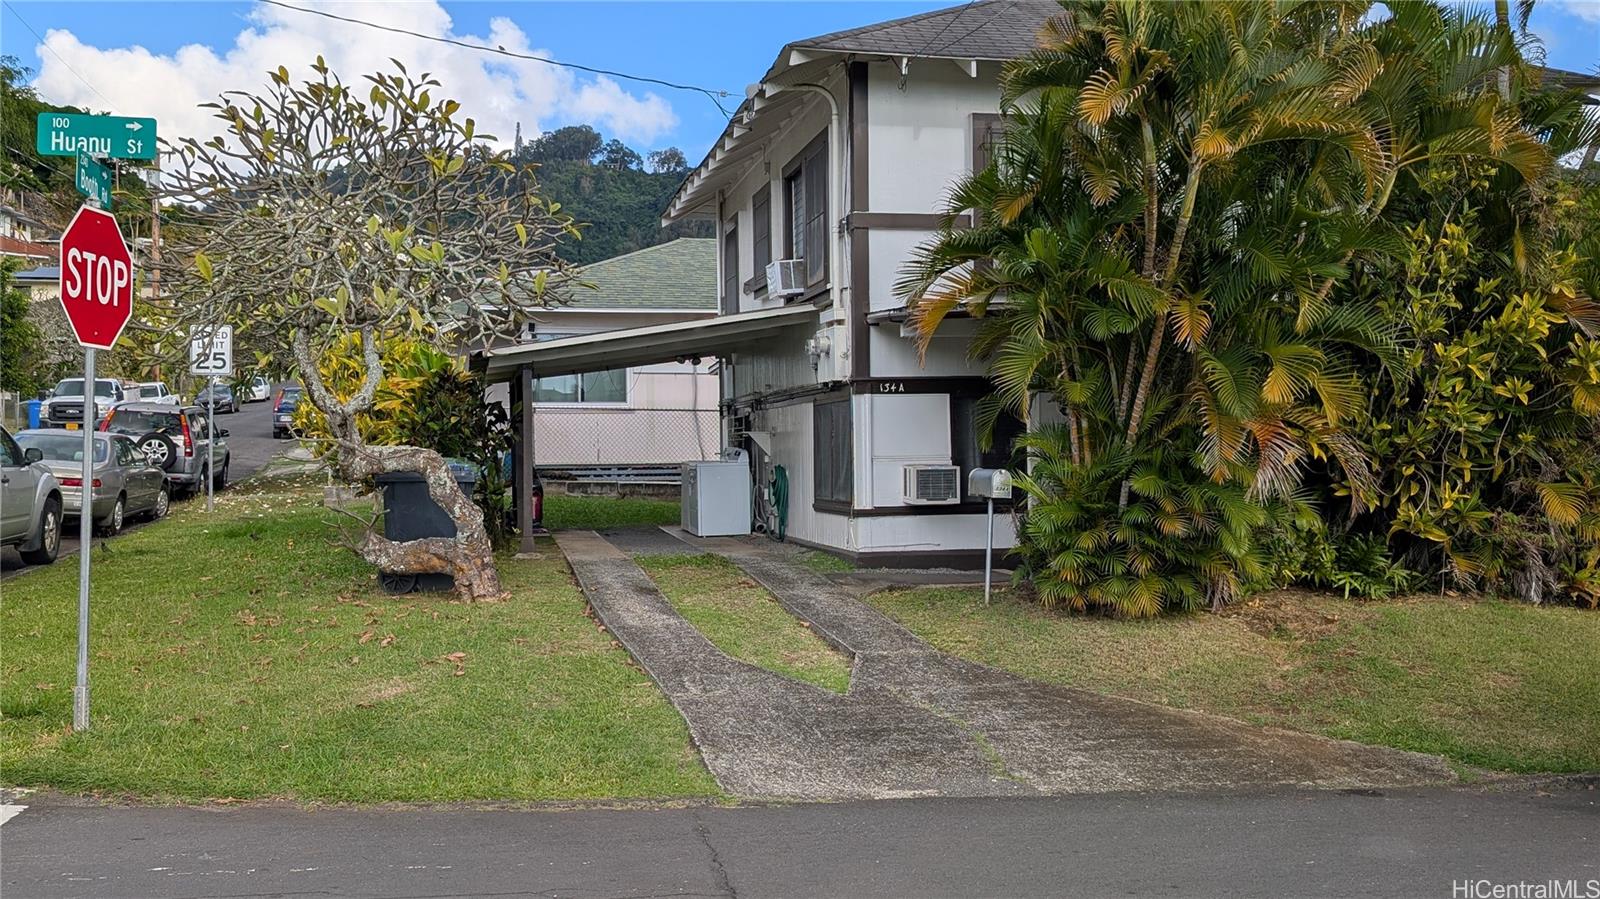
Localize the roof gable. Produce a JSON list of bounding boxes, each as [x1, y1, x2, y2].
[[792, 0, 1054, 61], [564, 238, 716, 310]]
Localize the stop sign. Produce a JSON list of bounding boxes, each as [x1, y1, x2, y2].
[[58, 204, 134, 350]]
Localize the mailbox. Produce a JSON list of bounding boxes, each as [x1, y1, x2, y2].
[[967, 467, 1013, 500]]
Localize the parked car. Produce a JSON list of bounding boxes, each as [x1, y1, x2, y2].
[[41, 377, 126, 429], [0, 426, 63, 565], [194, 382, 240, 414], [99, 403, 231, 496], [273, 387, 303, 439], [14, 430, 169, 536], [134, 382, 180, 406], [244, 375, 271, 403]]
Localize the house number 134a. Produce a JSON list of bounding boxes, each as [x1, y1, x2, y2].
[[878, 381, 906, 393]]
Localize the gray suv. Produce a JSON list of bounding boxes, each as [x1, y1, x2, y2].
[[0, 426, 63, 566], [99, 403, 231, 496]]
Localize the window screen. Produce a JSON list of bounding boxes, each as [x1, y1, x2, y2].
[[813, 399, 852, 505], [784, 133, 829, 291]]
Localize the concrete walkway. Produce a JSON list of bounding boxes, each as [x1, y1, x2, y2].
[[556, 530, 1457, 802]]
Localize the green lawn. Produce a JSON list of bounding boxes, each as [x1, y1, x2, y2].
[[870, 586, 1600, 774], [1, 483, 717, 803], [638, 554, 853, 694], [544, 495, 679, 531]]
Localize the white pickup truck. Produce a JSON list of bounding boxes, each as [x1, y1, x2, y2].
[[133, 382, 181, 406]]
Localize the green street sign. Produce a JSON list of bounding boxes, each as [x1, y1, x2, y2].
[[74, 150, 113, 209], [36, 112, 158, 160]]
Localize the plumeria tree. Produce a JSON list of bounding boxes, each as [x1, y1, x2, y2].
[[155, 58, 577, 600]]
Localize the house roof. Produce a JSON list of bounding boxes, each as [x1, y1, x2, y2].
[[792, 0, 1052, 61], [9, 265, 59, 282], [665, 0, 1600, 220], [564, 238, 716, 311]]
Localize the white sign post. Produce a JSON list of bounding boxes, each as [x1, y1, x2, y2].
[[189, 326, 233, 513]]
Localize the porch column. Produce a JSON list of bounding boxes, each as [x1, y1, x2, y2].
[[513, 363, 537, 554]]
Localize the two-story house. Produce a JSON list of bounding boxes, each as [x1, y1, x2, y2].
[[479, 0, 1050, 562]]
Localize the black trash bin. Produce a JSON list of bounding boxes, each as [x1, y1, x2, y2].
[[374, 459, 478, 595]]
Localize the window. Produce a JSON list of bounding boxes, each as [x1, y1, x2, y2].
[[0, 431, 19, 467], [530, 330, 629, 404], [783, 133, 829, 290], [115, 438, 137, 467], [534, 369, 628, 404], [750, 184, 772, 291], [951, 395, 1024, 503], [722, 220, 739, 314], [813, 398, 852, 506]]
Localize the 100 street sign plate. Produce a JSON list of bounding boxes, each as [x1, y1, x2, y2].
[[37, 113, 157, 160]]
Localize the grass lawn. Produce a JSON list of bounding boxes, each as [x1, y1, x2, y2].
[[870, 586, 1600, 774], [638, 554, 852, 693], [1, 479, 717, 803], [544, 495, 679, 531]]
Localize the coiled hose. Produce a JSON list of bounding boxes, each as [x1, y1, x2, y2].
[[770, 464, 788, 542]]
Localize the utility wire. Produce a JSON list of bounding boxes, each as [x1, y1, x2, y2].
[[257, 0, 735, 118], [1, 0, 117, 110]]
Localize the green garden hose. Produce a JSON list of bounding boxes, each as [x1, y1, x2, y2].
[[770, 464, 789, 542]]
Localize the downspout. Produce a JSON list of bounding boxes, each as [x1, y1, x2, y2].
[[761, 78, 846, 316]]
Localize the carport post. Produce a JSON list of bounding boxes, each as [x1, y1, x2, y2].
[[514, 364, 536, 554]]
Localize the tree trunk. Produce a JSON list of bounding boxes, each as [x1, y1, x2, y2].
[[338, 442, 507, 602], [292, 327, 506, 602]]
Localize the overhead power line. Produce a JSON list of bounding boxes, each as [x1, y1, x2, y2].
[[257, 0, 735, 118], [2, 0, 118, 109]]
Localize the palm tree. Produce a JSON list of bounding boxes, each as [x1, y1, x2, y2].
[[897, 0, 1554, 615]]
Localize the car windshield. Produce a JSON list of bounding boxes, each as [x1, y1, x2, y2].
[[53, 379, 117, 397], [17, 433, 109, 463], [106, 409, 183, 437], [138, 385, 164, 398]]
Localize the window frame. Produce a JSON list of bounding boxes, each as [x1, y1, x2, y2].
[[782, 131, 829, 292], [812, 396, 853, 508], [745, 183, 772, 295], [530, 332, 632, 407]]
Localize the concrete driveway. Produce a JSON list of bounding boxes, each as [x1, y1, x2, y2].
[[557, 530, 1457, 802]]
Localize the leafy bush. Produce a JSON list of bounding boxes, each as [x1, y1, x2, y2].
[[296, 335, 517, 548]]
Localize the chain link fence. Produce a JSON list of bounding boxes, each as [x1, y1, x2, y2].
[[527, 405, 720, 472]]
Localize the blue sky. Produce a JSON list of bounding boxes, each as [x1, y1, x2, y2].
[[3, 0, 1597, 161]]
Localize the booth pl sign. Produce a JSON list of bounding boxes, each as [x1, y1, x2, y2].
[[59, 204, 134, 350]]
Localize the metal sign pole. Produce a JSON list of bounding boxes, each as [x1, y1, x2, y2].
[[73, 347, 95, 731], [207, 376, 216, 512], [983, 496, 995, 607]]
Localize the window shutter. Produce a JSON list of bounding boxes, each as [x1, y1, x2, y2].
[[722, 222, 739, 313], [752, 185, 771, 281]]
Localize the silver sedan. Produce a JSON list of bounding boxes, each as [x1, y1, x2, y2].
[[13, 431, 170, 536]]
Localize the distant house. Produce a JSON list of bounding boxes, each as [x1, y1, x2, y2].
[[487, 238, 720, 472], [0, 194, 54, 264]]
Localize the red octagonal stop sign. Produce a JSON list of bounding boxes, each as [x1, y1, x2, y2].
[[59, 204, 134, 350]]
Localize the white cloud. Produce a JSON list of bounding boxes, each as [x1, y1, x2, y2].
[[28, 0, 679, 150], [1555, 0, 1600, 24]]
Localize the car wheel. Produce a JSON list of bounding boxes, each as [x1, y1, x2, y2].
[[96, 495, 125, 537], [19, 497, 62, 565], [148, 485, 170, 520], [137, 432, 178, 471], [213, 459, 229, 491]]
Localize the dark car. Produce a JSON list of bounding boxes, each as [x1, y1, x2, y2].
[[100, 403, 231, 496], [194, 382, 240, 414], [273, 386, 304, 439]]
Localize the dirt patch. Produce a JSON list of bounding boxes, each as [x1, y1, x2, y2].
[[1222, 589, 1365, 642], [352, 677, 417, 708]]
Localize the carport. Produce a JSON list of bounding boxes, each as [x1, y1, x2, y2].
[[473, 304, 819, 551]]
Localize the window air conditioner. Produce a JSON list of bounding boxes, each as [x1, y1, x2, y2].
[[766, 259, 806, 299], [903, 464, 961, 505]]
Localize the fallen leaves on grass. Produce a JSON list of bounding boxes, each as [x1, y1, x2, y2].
[[443, 651, 467, 676]]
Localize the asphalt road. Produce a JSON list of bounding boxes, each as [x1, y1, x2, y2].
[[0, 394, 286, 579], [1, 781, 1595, 898]]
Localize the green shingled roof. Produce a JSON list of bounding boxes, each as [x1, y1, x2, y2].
[[565, 238, 717, 310]]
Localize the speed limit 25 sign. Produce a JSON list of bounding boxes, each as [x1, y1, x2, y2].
[[189, 325, 234, 377]]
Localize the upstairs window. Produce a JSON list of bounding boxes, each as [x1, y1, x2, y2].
[[722, 220, 739, 314], [783, 133, 828, 290], [749, 184, 772, 293]]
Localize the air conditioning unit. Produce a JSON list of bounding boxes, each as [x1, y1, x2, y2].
[[766, 259, 806, 299], [903, 464, 961, 505]]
